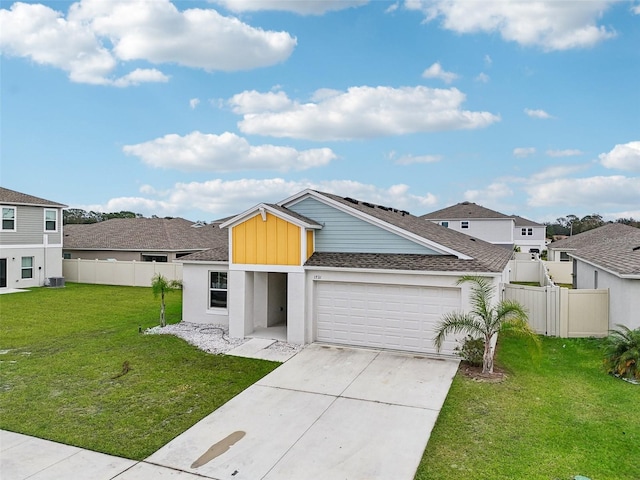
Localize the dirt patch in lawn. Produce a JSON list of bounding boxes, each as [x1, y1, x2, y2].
[[459, 363, 507, 383]]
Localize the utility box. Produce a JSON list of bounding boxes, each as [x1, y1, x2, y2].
[[47, 277, 65, 288]]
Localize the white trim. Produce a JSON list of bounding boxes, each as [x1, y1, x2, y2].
[[44, 208, 58, 233], [304, 264, 502, 278], [1, 205, 17, 232], [220, 202, 322, 229], [280, 190, 473, 259], [229, 264, 305, 273], [1, 243, 63, 249]]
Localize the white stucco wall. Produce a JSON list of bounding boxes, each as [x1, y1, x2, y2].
[[1, 244, 63, 288], [437, 218, 513, 245], [575, 260, 639, 330], [181, 262, 229, 325]]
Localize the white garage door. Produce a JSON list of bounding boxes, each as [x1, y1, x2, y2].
[[316, 282, 461, 355]]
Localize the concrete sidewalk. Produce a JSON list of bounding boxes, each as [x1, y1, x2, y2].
[[1, 345, 459, 480]]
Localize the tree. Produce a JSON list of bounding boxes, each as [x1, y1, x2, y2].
[[151, 274, 182, 327], [603, 325, 640, 381], [434, 275, 540, 374]]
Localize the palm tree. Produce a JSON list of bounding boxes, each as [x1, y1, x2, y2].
[[603, 325, 640, 381], [151, 274, 182, 327], [434, 275, 539, 374]]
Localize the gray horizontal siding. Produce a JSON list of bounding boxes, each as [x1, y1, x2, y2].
[[0, 205, 62, 246], [288, 197, 438, 255]]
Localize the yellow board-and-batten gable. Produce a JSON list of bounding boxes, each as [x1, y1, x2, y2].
[[231, 210, 316, 266]]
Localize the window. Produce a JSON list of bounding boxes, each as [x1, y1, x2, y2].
[[461, 221, 469, 229], [142, 254, 167, 262], [527, 228, 533, 236], [521, 228, 527, 235], [210, 272, 228, 309], [21, 257, 33, 279], [63, 252, 71, 259], [521, 227, 533, 236], [2, 207, 16, 231], [560, 252, 570, 262], [441, 221, 449, 228], [44, 209, 57, 231]]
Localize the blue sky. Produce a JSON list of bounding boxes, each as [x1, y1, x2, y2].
[[1, 0, 639, 223]]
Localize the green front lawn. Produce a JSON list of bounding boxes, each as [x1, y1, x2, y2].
[[416, 335, 639, 480], [0, 283, 279, 460]]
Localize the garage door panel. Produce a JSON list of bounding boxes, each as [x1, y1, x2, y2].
[[316, 281, 461, 355]]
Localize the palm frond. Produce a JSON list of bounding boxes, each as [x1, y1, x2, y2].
[[433, 312, 484, 351]]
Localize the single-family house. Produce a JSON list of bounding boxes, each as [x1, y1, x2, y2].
[[549, 223, 640, 330], [0, 187, 67, 288], [63, 217, 227, 262], [420, 202, 547, 254], [179, 189, 513, 356]]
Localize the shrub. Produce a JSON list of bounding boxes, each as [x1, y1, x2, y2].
[[455, 335, 485, 367], [603, 325, 640, 381]]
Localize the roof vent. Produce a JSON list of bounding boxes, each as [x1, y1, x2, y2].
[[400, 210, 410, 216], [344, 197, 359, 204], [461, 201, 470, 205], [633, 246, 640, 251], [362, 202, 375, 208]]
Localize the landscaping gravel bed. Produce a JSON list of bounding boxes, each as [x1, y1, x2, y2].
[[145, 322, 304, 357]]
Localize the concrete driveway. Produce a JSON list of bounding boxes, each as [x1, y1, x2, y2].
[[146, 344, 459, 480]]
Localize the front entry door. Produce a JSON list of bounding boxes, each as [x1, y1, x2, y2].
[[0, 259, 7, 288]]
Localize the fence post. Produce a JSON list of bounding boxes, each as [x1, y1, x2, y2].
[[559, 287, 569, 338]]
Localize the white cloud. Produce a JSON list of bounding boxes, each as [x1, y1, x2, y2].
[[484, 54, 492, 67], [546, 149, 583, 157], [529, 164, 590, 181], [84, 178, 438, 219], [189, 98, 200, 109], [513, 147, 536, 158], [391, 153, 443, 165], [232, 86, 500, 141], [633, 4, 640, 15], [211, 0, 369, 15], [112, 68, 169, 87], [406, 0, 616, 51], [0, 0, 296, 85], [123, 131, 337, 172], [385, 3, 400, 14], [599, 141, 640, 171], [526, 176, 640, 208], [463, 182, 513, 203], [421, 62, 459, 84], [228, 90, 293, 114], [475, 73, 490, 83], [525, 108, 553, 119]]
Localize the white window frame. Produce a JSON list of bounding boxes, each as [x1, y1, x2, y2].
[[461, 221, 469, 229], [209, 271, 228, 310], [2, 206, 16, 231], [527, 228, 533, 236], [21, 256, 33, 279], [521, 227, 527, 236], [441, 221, 449, 228], [44, 209, 58, 232]]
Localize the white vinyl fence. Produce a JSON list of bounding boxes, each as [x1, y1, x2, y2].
[[503, 284, 609, 338], [63, 259, 182, 287]]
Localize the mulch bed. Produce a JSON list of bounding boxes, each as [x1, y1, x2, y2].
[[459, 363, 507, 383]]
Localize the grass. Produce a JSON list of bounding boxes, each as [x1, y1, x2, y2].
[[415, 334, 639, 480], [0, 283, 279, 460]]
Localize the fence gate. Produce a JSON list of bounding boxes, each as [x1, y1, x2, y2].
[[503, 284, 559, 336]]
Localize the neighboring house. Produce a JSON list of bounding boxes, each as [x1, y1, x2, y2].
[[63, 217, 227, 262], [0, 187, 67, 288], [421, 202, 547, 254], [179, 189, 513, 356], [549, 223, 640, 331]]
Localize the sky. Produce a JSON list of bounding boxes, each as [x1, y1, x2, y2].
[[1, 0, 639, 224]]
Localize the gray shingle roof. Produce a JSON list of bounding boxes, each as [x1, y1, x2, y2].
[[177, 247, 228, 262], [0, 187, 67, 208], [304, 191, 513, 272], [552, 223, 640, 277], [63, 218, 228, 252], [305, 252, 511, 273], [548, 223, 637, 251], [420, 201, 511, 220], [513, 215, 544, 227]]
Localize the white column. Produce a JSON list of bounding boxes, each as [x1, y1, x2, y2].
[[286, 272, 306, 344]]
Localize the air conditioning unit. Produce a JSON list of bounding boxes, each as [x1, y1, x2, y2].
[[47, 277, 65, 288]]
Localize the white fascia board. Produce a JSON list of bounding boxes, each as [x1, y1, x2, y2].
[[281, 190, 472, 260], [219, 202, 321, 230], [303, 264, 500, 278], [177, 259, 229, 265], [569, 254, 639, 279], [229, 264, 304, 273]]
